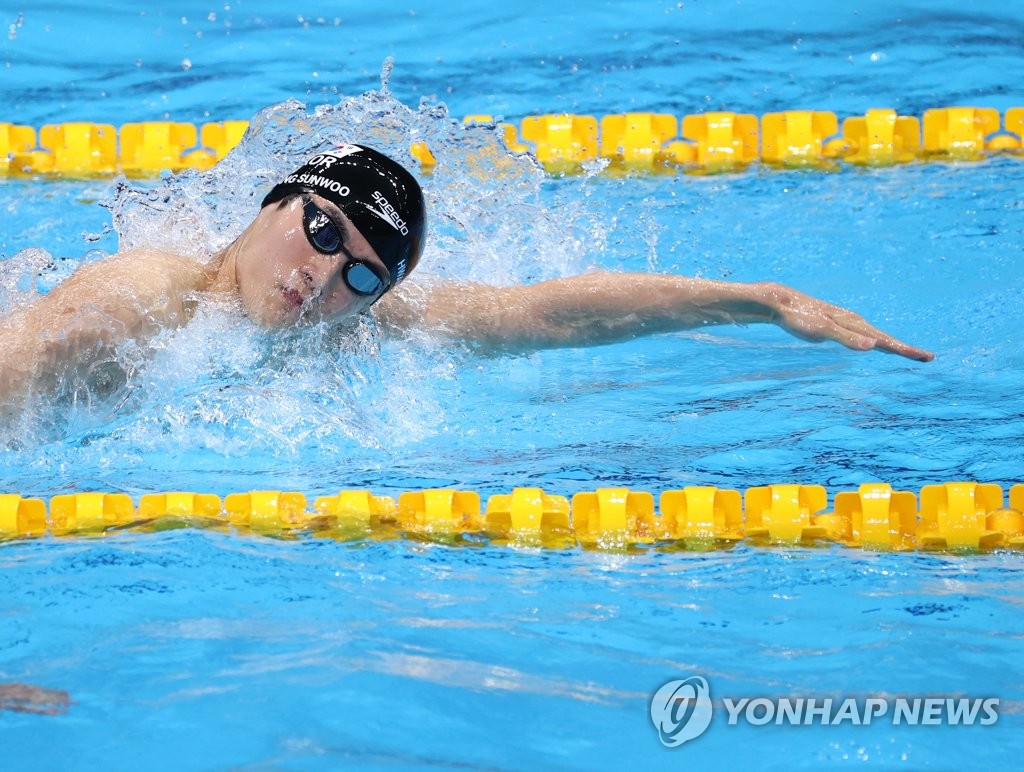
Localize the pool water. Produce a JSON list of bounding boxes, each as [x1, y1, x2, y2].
[[2, 1, 1024, 767]]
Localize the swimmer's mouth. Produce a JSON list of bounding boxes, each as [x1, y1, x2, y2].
[[281, 287, 305, 309]]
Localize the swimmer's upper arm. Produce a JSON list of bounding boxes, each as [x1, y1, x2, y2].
[[373, 279, 557, 349], [0, 250, 207, 399], [373, 272, 745, 351]]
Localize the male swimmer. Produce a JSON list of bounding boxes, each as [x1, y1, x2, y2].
[[0, 144, 933, 406]]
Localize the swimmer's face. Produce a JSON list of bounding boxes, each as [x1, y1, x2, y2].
[[234, 194, 391, 327]]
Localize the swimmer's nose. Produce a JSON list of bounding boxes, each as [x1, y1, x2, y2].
[[300, 260, 335, 300]]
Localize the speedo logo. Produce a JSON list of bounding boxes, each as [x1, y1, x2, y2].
[[369, 190, 409, 235], [285, 172, 351, 197]]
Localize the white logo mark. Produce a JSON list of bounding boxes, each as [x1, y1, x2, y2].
[[650, 676, 713, 748]]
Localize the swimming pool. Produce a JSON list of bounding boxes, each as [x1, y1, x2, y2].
[[2, 0, 1024, 767]]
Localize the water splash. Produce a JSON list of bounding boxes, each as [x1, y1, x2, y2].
[[107, 81, 597, 283], [0, 247, 53, 313], [2, 77, 615, 459]]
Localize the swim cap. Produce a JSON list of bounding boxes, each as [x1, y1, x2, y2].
[[261, 144, 425, 286]]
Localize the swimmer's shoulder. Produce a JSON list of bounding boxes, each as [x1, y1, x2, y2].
[[40, 248, 214, 328], [372, 278, 467, 333], [111, 248, 213, 283], [372, 278, 498, 336], [372, 281, 426, 334], [62, 248, 213, 295]]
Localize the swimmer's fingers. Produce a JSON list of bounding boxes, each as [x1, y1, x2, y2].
[[831, 319, 935, 361], [856, 326, 935, 362], [826, 307, 935, 361], [767, 285, 934, 362]]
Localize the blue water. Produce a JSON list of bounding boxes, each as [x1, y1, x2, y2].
[[2, 1, 1024, 767]]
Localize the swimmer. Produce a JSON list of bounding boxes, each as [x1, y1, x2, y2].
[[0, 144, 933, 405]]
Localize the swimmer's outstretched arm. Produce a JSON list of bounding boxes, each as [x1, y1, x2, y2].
[[376, 272, 934, 362]]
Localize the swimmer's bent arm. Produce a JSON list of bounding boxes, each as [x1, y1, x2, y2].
[[0, 250, 207, 400], [376, 272, 934, 362]]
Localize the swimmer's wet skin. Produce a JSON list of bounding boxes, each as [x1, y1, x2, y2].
[[0, 144, 932, 409], [379, 273, 934, 362]]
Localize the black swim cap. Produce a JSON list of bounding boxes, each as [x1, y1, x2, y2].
[[261, 144, 426, 286]]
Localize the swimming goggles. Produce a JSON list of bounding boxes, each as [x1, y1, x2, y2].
[[301, 195, 392, 298]]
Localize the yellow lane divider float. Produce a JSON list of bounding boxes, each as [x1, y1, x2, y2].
[[3, 482, 1024, 552], [2, 107, 1024, 178]]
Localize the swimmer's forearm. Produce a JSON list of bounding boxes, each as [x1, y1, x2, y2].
[[516, 272, 777, 344], [0, 323, 46, 415], [0, 310, 107, 404], [529, 272, 783, 348], [0, 313, 43, 399]]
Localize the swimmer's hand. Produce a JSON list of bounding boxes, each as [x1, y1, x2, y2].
[[758, 282, 935, 362], [376, 272, 934, 361]]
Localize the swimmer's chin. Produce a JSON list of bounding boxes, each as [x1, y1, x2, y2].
[[243, 294, 364, 331], [243, 298, 308, 329], [252, 306, 343, 333]]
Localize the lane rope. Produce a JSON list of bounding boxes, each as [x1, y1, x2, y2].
[[3, 110, 1018, 551], [1, 106, 1021, 178], [2, 481, 1023, 550]]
